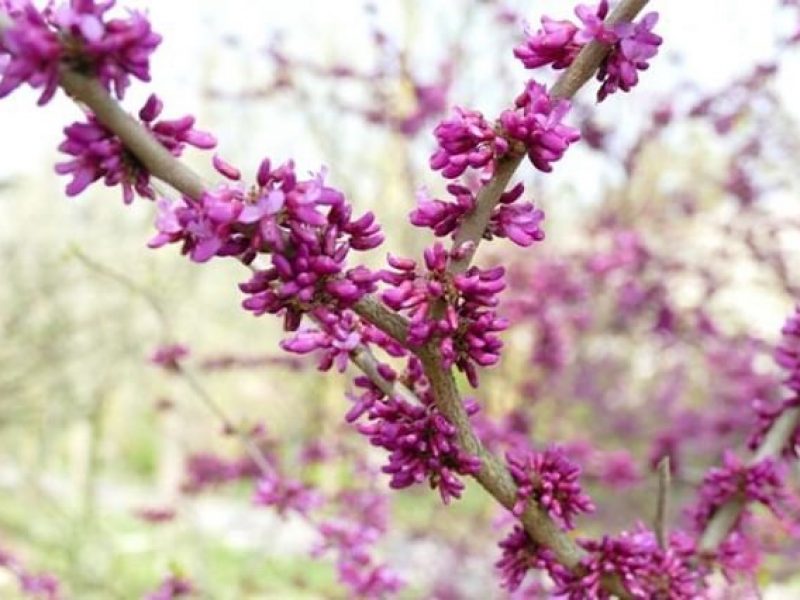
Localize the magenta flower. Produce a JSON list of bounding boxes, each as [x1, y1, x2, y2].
[[776, 305, 800, 392], [557, 527, 702, 599], [596, 13, 662, 101], [349, 359, 482, 503], [574, 0, 617, 45], [358, 394, 482, 503], [0, 546, 62, 600], [380, 243, 508, 386], [488, 183, 546, 246], [692, 450, 786, 532], [148, 158, 382, 328], [180, 452, 254, 493], [429, 106, 508, 178], [52, 0, 162, 98], [0, 3, 61, 104], [513, 17, 580, 70], [747, 307, 800, 456], [148, 187, 243, 262], [500, 81, 580, 172], [281, 308, 403, 372], [314, 518, 404, 599], [0, 0, 161, 102], [495, 525, 565, 592], [506, 447, 594, 530], [511, 3, 661, 102], [410, 182, 545, 248], [149, 342, 189, 372], [253, 471, 321, 516], [56, 94, 216, 203]]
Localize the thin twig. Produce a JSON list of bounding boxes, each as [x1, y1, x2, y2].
[[654, 456, 671, 549], [179, 366, 274, 477]]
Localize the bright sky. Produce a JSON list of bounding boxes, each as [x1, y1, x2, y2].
[[1, 1, 798, 183]]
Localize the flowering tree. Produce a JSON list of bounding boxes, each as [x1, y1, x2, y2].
[[1, 0, 799, 598]]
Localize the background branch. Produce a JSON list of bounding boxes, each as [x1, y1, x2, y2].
[[699, 406, 800, 553]]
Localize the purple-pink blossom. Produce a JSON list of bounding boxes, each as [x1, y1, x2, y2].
[[0, 0, 161, 103], [148, 158, 382, 329], [410, 182, 545, 248], [495, 525, 565, 592], [280, 308, 404, 373], [596, 13, 662, 101], [511, 2, 662, 102], [429, 106, 509, 178], [0, 3, 61, 104], [253, 471, 321, 516], [149, 342, 189, 372], [692, 451, 786, 532], [348, 358, 482, 504], [557, 527, 702, 599], [506, 446, 594, 530], [500, 81, 580, 172], [55, 94, 215, 203], [514, 17, 580, 70], [380, 243, 508, 386]]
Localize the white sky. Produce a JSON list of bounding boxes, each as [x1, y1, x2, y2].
[[1, 1, 798, 182]]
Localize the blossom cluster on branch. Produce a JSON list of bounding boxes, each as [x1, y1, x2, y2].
[[5, 0, 800, 598]]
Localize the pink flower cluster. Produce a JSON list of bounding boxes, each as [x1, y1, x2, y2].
[[564, 528, 700, 599], [348, 359, 482, 503], [56, 94, 216, 203], [313, 517, 403, 598], [149, 342, 190, 372], [253, 470, 321, 516], [411, 182, 545, 247], [506, 446, 595, 530], [180, 451, 264, 494], [0, 0, 160, 104], [429, 107, 509, 178], [495, 526, 563, 592], [281, 308, 404, 372], [514, 0, 662, 101], [500, 80, 581, 171], [496, 524, 700, 598], [691, 450, 786, 532], [149, 159, 382, 330], [380, 243, 508, 386], [312, 485, 404, 599]]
